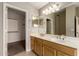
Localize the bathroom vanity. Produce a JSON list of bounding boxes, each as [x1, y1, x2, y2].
[[30, 3, 79, 56], [31, 34, 79, 56]]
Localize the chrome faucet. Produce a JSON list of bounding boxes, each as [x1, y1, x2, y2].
[[57, 35, 65, 40]]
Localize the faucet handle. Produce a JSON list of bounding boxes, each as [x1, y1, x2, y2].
[[61, 35, 65, 40]]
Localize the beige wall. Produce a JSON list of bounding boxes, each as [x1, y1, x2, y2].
[[76, 7, 79, 16], [66, 5, 76, 37], [0, 2, 3, 56]]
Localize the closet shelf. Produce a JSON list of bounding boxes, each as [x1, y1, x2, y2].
[[8, 31, 19, 33], [8, 18, 17, 20]]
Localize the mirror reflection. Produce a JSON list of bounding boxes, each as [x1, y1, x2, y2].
[[32, 6, 79, 37]]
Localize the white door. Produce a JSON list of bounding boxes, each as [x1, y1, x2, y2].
[[76, 16, 79, 37]]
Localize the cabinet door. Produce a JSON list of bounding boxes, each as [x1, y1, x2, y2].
[[56, 51, 69, 56], [35, 38, 43, 56], [43, 45, 56, 56]]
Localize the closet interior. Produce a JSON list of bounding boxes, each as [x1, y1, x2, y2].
[[7, 7, 26, 56]]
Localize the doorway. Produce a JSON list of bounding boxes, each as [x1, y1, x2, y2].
[[7, 7, 26, 56], [75, 16, 79, 37], [2, 3, 28, 56], [46, 19, 51, 34]]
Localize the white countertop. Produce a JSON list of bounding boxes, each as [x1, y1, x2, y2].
[[31, 33, 79, 55]]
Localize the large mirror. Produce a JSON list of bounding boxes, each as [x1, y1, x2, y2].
[[32, 16, 39, 34], [32, 7, 79, 37], [37, 9, 66, 35]]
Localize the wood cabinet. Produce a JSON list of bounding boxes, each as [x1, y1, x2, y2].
[[31, 36, 43, 56], [56, 51, 69, 56], [31, 36, 77, 56], [35, 38, 43, 56], [43, 45, 56, 56]]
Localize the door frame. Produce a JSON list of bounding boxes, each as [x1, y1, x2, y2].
[[3, 3, 29, 56], [74, 16, 76, 37]]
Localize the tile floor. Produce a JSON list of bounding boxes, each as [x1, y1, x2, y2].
[[8, 41, 25, 56], [14, 51, 36, 56], [8, 40, 36, 56]]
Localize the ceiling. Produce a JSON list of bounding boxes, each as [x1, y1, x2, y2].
[[28, 2, 77, 10], [28, 2, 48, 9]]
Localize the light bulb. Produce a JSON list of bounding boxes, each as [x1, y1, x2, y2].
[[34, 24, 38, 27], [53, 4, 57, 9], [49, 7, 53, 10], [32, 16, 37, 20], [52, 4, 60, 12], [45, 9, 49, 15], [49, 7, 53, 13], [45, 9, 48, 12], [42, 10, 45, 14]]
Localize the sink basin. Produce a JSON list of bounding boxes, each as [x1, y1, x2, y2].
[[39, 33, 45, 36], [57, 39, 66, 43]]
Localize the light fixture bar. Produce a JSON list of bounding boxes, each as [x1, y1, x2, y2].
[[42, 2, 60, 15]]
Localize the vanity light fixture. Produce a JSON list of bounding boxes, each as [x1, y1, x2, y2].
[[45, 9, 49, 15], [53, 4, 57, 9], [42, 3, 60, 15], [43, 10, 46, 14], [48, 7, 53, 12], [53, 4, 60, 11]]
